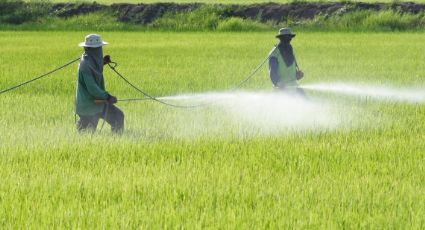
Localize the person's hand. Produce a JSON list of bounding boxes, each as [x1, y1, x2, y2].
[[103, 55, 112, 65], [108, 95, 117, 104], [296, 70, 304, 80]]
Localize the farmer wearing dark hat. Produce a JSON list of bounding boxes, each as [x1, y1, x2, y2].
[[268, 28, 304, 93], [75, 34, 124, 134]]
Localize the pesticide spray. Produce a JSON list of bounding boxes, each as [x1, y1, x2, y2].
[[303, 82, 425, 103], [132, 91, 359, 139]]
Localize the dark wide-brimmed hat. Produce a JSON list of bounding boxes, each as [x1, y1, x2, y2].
[[275, 28, 296, 38]]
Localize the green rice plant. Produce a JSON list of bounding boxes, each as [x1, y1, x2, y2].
[[0, 31, 425, 228]]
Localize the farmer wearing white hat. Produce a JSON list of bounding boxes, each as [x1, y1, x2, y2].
[[75, 34, 124, 133], [268, 28, 304, 94]]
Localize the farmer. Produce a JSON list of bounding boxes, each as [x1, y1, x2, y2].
[[268, 28, 305, 94], [75, 34, 124, 134]]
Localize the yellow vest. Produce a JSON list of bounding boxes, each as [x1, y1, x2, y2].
[[269, 47, 298, 88]]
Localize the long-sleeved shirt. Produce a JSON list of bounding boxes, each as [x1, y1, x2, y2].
[[269, 56, 280, 86], [75, 63, 109, 116]]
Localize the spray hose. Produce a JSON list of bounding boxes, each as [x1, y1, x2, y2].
[[230, 46, 274, 91], [0, 57, 80, 95], [0, 50, 273, 109], [111, 47, 274, 106], [107, 62, 209, 109]]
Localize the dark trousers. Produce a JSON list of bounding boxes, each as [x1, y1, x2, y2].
[[77, 104, 124, 134]]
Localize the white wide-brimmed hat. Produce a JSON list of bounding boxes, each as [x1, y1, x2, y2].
[[78, 34, 108, 48], [276, 28, 296, 38]]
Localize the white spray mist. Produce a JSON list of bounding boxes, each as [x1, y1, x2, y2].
[[303, 82, 425, 103], [153, 91, 349, 137]]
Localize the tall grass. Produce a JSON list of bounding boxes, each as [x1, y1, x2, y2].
[[0, 13, 145, 31], [150, 6, 221, 31], [299, 10, 425, 31], [27, 0, 425, 4], [0, 1, 424, 32], [217, 17, 269, 31], [0, 0, 49, 24]]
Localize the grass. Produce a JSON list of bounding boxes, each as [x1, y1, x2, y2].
[[1, 31, 425, 228], [300, 10, 425, 31], [2, 10, 424, 32], [2, 1, 425, 32], [33, 0, 425, 4]]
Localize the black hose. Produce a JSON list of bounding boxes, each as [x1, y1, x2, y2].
[[0, 57, 80, 95], [108, 63, 209, 109], [111, 49, 274, 106], [230, 46, 275, 91]]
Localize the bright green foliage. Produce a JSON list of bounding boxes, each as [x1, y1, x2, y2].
[[150, 7, 221, 31], [1, 1, 424, 31], [152, 8, 269, 32], [1, 31, 425, 228], [362, 10, 424, 30], [303, 10, 425, 31], [1, 9, 424, 32], [217, 17, 269, 31]]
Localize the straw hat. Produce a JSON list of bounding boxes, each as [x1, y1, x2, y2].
[[78, 34, 108, 48], [276, 28, 296, 38]]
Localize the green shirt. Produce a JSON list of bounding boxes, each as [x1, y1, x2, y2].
[[75, 66, 109, 116]]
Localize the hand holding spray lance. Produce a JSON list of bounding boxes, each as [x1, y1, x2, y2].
[[94, 55, 118, 105]]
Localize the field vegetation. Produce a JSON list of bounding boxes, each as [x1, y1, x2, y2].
[[1, 0, 424, 31], [0, 31, 425, 228], [29, 0, 425, 4]]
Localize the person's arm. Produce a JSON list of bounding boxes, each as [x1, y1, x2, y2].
[[269, 57, 280, 86], [294, 57, 304, 80], [81, 72, 109, 99]]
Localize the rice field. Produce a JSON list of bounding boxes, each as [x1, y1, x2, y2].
[[0, 31, 425, 228]]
